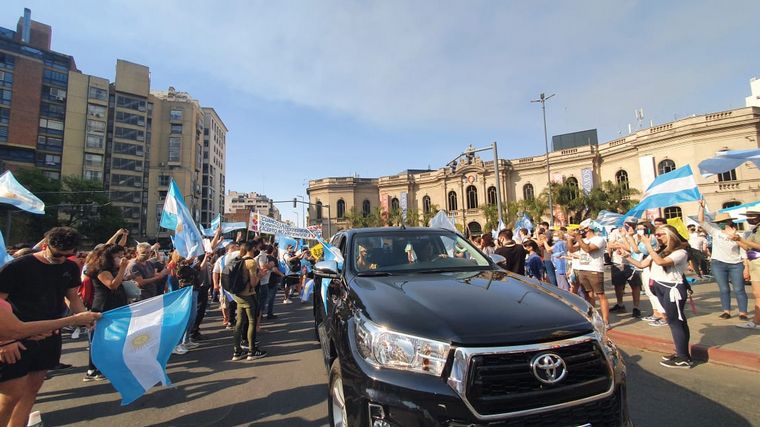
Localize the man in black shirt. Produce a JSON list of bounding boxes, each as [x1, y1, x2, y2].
[[0, 227, 87, 427], [495, 229, 526, 275]]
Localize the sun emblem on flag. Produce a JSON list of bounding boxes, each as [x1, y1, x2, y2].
[[130, 333, 152, 350]]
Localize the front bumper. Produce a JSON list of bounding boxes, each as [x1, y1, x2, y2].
[[339, 324, 630, 426]]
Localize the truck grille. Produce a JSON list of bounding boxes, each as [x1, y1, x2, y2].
[[466, 340, 612, 416]]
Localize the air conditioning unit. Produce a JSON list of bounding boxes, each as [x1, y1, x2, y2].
[[135, 166, 143, 171], [136, 151, 144, 156], [138, 105, 146, 112], [137, 135, 145, 141]]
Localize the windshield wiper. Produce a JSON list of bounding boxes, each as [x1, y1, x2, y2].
[[356, 271, 393, 277], [417, 267, 490, 274]]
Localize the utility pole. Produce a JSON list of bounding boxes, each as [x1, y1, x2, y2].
[[531, 92, 555, 227]]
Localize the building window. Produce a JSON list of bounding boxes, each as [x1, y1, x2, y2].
[[615, 169, 629, 190], [170, 109, 183, 121], [86, 134, 105, 149], [117, 95, 146, 111], [84, 153, 103, 168], [486, 186, 497, 206], [88, 86, 108, 100], [448, 191, 458, 212], [170, 124, 183, 134], [566, 177, 579, 200], [316, 201, 323, 220], [718, 169, 737, 182], [87, 104, 106, 118], [391, 197, 400, 211], [86, 119, 106, 134], [658, 159, 676, 175], [37, 136, 62, 152], [663, 206, 682, 220], [0, 88, 11, 105], [466, 185, 478, 209], [115, 111, 145, 126], [39, 118, 64, 133], [523, 184, 535, 201], [337, 199, 345, 219], [36, 153, 61, 167], [423, 196, 431, 214], [83, 170, 102, 181], [722, 201, 741, 209], [362, 200, 371, 217], [168, 137, 181, 162], [113, 142, 144, 156]]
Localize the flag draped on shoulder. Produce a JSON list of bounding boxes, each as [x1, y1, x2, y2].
[[0, 230, 12, 268], [621, 165, 702, 221], [0, 171, 45, 214], [698, 149, 760, 178], [91, 288, 193, 405], [160, 179, 205, 258]]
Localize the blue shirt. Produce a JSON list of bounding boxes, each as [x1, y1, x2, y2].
[[525, 253, 545, 280], [550, 240, 567, 274]]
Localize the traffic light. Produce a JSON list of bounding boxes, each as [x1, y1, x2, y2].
[[293, 198, 298, 208]]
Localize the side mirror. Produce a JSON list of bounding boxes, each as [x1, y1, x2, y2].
[[489, 254, 506, 265], [315, 260, 340, 279]]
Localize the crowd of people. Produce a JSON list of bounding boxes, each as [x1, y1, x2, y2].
[[0, 225, 319, 426], [472, 206, 760, 369]]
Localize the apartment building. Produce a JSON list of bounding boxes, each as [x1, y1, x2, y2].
[[201, 107, 227, 226], [224, 191, 281, 223]]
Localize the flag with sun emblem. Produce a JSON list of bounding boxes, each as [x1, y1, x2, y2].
[[91, 287, 193, 405]]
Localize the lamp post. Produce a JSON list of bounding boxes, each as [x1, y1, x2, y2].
[[293, 210, 300, 228], [531, 93, 555, 227]]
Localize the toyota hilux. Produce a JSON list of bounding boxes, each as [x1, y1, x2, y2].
[[313, 227, 630, 426]]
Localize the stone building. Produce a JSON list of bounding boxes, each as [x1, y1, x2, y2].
[[308, 106, 760, 237]]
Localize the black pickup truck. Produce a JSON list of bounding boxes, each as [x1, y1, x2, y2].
[[313, 227, 630, 427]]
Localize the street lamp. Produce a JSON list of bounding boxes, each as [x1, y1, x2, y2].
[[293, 210, 300, 228], [531, 92, 555, 227]]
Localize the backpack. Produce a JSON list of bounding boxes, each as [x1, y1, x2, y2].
[[224, 256, 251, 295], [287, 255, 301, 275]]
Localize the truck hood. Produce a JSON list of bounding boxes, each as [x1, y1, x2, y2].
[[350, 270, 594, 346]]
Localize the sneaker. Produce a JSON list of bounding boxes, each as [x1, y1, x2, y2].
[[231, 352, 246, 361], [191, 332, 207, 341], [739, 314, 749, 321], [610, 304, 626, 313], [283, 299, 292, 304], [632, 308, 642, 318], [719, 312, 731, 319], [83, 370, 106, 382], [736, 321, 758, 329], [246, 348, 268, 360], [642, 315, 659, 322], [241, 341, 250, 350], [649, 318, 668, 327], [71, 328, 81, 340], [660, 357, 693, 369], [172, 344, 188, 355], [661, 353, 677, 361], [225, 324, 234, 330], [184, 341, 200, 349]]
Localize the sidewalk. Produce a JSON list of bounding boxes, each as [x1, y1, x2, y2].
[[606, 275, 760, 372]]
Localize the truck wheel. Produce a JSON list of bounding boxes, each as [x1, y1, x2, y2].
[[328, 359, 349, 427]]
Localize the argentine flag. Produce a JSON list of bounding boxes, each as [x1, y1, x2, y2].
[[699, 149, 760, 178], [159, 179, 185, 231], [0, 171, 45, 214], [621, 165, 702, 221], [0, 229, 12, 268], [92, 288, 193, 405]]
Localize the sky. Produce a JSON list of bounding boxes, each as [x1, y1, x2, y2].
[[3, 1, 760, 226]]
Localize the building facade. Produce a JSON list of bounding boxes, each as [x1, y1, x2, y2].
[[0, 10, 228, 240], [308, 106, 760, 237], [224, 191, 281, 223]]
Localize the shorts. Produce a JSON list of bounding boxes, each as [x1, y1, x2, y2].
[[577, 270, 605, 294], [285, 275, 300, 286], [611, 265, 642, 289], [0, 334, 62, 383], [750, 259, 760, 282]]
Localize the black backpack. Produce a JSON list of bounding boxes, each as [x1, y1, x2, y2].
[[223, 256, 251, 295], [288, 255, 301, 275]]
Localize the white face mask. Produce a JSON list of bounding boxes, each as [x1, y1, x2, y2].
[[636, 230, 645, 236]]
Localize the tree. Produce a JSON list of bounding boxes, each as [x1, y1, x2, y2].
[[5, 169, 62, 245], [421, 204, 439, 227], [480, 203, 499, 232]]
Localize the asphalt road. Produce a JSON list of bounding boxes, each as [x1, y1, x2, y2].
[[30, 298, 760, 426]]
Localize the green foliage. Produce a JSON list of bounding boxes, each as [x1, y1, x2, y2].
[[421, 204, 439, 227], [3, 169, 127, 245]]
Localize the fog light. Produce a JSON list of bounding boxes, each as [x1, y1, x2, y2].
[[369, 403, 392, 427], [372, 421, 393, 427]]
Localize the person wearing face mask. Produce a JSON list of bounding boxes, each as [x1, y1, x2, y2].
[[627, 221, 667, 325], [698, 199, 749, 321], [567, 221, 610, 327], [127, 242, 169, 301], [0, 227, 89, 427], [731, 210, 760, 329], [686, 224, 709, 278], [608, 220, 643, 318], [82, 243, 130, 381], [623, 225, 693, 368]]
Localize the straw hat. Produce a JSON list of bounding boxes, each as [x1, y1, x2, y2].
[[712, 212, 734, 223], [744, 210, 760, 217]]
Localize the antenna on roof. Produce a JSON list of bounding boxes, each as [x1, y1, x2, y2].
[[635, 108, 644, 129]]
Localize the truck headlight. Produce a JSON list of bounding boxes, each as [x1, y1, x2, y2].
[[354, 314, 450, 377]]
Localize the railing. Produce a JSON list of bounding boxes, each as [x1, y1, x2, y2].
[[560, 148, 578, 155], [718, 182, 741, 191], [706, 111, 732, 121], [609, 138, 627, 147], [517, 157, 535, 164], [649, 123, 673, 134]]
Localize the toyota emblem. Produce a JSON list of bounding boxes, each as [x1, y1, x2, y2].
[[530, 353, 567, 384]]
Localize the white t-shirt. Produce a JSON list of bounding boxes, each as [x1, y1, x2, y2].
[[575, 235, 607, 273], [688, 233, 707, 252], [256, 252, 271, 284], [701, 222, 743, 264], [608, 229, 626, 266], [649, 249, 688, 283], [213, 250, 240, 274]]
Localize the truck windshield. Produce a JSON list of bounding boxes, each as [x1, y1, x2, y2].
[[352, 230, 492, 273]]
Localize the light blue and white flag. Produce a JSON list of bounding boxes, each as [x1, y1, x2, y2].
[[596, 210, 623, 227], [159, 180, 185, 231], [0, 229, 13, 268], [0, 171, 45, 214], [718, 199, 760, 222], [91, 287, 193, 405], [172, 201, 206, 259], [621, 165, 702, 221], [210, 213, 221, 232], [698, 149, 760, 178]]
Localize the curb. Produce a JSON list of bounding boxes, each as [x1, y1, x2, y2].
[[608, 329, 760, 372]]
